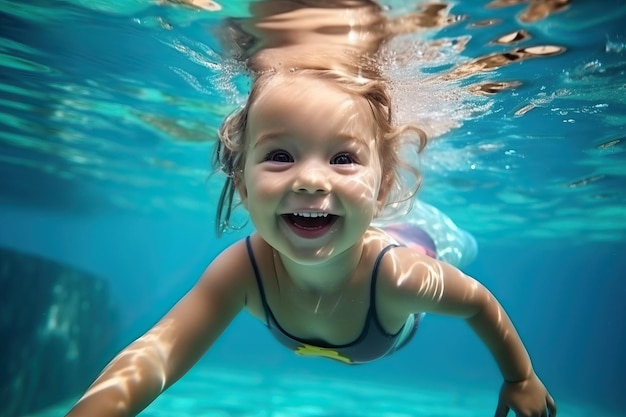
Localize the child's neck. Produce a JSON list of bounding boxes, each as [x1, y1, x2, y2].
[[275, 240, 365, 293]]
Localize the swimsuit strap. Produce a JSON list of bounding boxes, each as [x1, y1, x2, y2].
[[245, 236, 271, 325], [370, 244, 399, 299], [369, 244, 400, 335], [246, 236, 399, 338]]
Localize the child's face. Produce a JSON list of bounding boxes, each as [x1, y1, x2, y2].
[[239, 75, 384, 264]]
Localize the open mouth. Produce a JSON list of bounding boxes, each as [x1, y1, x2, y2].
[[281, 212, 338, 236]]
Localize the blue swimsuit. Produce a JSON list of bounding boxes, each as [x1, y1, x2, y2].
[[245, 237, 421, 364]]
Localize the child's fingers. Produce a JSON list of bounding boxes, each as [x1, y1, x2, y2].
[[547, 394, 557, 417]]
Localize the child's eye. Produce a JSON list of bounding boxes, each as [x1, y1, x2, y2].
[[331, 152, 355, 165], [264, 150, 293, 163]]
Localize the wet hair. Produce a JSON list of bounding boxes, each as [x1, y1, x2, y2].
[[212, 68, 427, 236]]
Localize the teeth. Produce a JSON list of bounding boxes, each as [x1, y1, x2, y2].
[[292, 212, 328, 218]]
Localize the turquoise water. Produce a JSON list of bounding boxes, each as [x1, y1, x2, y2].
[[1, 0, 625, 416], [21, 366, 609, 417]]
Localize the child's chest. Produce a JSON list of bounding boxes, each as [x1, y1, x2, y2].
[[247, 265, 414, 348], [242, 232, 410, 346], [245, 262, 375, 346]]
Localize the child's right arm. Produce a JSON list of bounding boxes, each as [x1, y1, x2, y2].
[[65, 242, 251, 417], [381, 247, 556, 417]]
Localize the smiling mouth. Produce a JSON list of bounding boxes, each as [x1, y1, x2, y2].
[[281, 212, 338, 233]]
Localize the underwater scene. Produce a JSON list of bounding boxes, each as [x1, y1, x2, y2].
[[0, 0, 625, 416]]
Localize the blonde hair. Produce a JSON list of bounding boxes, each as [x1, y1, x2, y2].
[[213, 69, 427, 236]]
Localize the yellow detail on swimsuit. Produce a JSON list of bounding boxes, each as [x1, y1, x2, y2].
[[295, 344, 353, 364]]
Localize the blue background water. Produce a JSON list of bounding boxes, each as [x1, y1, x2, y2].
[[1, 0, 625, 416]]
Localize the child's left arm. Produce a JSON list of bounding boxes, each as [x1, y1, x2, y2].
[[386, 249, 556, 417], [463, 278, 557, 417]]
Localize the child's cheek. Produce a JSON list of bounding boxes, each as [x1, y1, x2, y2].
[[352, 171, 381, 202]]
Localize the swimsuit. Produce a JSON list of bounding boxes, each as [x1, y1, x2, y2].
[[245, 236, 421, 364], [381, 223, 437, 259]]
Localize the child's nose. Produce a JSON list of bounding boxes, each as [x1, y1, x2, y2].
[[292, 162, 331, 194]]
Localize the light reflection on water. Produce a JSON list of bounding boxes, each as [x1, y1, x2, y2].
[[0, 0, 624, 242]]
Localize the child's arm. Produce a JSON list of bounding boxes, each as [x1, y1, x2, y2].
[[384, 248, 556, 417], [462, 280, 557, 417], [65, 242, 250, 417]]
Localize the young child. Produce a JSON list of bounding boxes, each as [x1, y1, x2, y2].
[[65, 67, 556, 417]]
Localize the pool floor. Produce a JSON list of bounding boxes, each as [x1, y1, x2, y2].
[[26, 365, 613, 417]]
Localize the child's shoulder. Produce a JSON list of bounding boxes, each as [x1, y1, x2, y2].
[[363, 226, 441, 280], [364, 225, 400, 247], [362, 226, 421, 268], [204, 237, 261, 283]]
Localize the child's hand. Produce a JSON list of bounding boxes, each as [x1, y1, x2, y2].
[[494, 373, 557, 417]]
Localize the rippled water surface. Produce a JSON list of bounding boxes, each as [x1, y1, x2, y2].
[[2, 0, 624, 242]]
